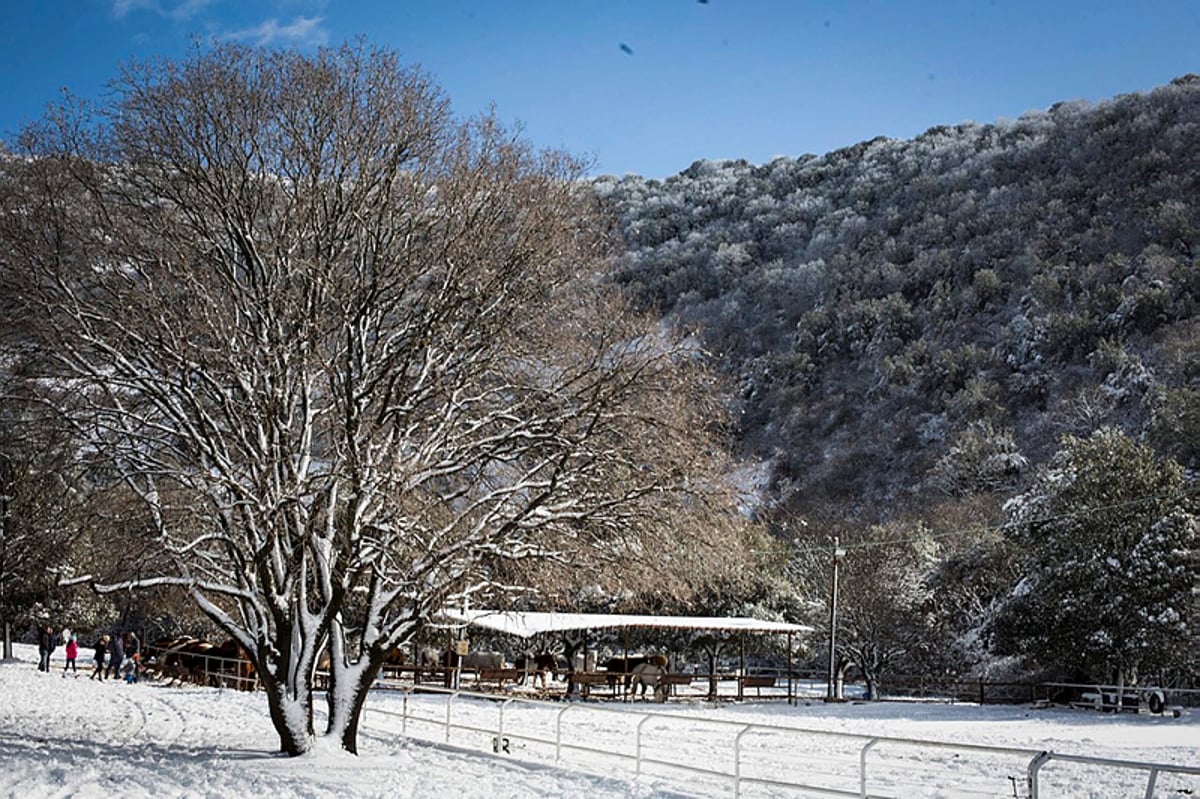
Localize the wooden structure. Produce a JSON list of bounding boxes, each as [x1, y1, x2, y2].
[[436, 609, 812, 702]]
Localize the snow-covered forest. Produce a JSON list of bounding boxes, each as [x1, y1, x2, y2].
[[0, 40, 1195, 762], [598, 75, 1199, 692]]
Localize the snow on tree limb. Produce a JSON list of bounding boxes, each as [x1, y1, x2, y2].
[[1, 41, 745, 756]]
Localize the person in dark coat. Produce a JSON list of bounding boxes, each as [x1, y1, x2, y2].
[[105, 632, 125, 680], [37, 625, 56, 672], [90, 635, 109, 680]]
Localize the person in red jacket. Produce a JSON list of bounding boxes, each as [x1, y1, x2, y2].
[[62, 632, 79, 675]]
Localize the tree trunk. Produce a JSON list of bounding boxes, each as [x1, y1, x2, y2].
[[706, 649, 719, 700], [865, 673, 878, 701], [325, 658, 383, 754], [1114, 667, 1128, 709], [261, 674, 316, 756]]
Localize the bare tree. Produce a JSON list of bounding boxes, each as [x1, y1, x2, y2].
[[1, 42, 739, 754], [788, 516, 938, 700]]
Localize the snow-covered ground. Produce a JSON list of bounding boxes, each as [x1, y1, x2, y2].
[[1, 643, 1196, 798]]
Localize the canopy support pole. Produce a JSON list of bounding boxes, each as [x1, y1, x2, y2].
[[738, 633, 746, 701], [787, 631, 794, 705]]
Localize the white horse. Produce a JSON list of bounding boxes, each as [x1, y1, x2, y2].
[[630, 655, 669, 701]]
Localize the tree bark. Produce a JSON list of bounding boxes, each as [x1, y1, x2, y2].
[[262, 674, 316, 756], [324, 658, 385, 754]]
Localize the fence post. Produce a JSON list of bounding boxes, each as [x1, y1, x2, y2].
[[499, 697, 514, 744], [402, 690, 408, 737], [734, 725, 752, 798], [1027, 751, 1052, 799], [555, 704, 573, 764], [860, 739, 879, 798], [1144, 766, 1160, 799], [445, 692, 457, 744], [636, 714, 651, 778]]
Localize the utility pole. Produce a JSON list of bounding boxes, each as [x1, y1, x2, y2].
[[0, 451, 11, 661], [826, 536, 846, 701]]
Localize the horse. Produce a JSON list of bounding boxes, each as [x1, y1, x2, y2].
[[603, 655, 654, 690], [515, 651, 560, 689], [148, 637, 216, 685], [630, 654, 670, 701], [208, 638, 256, 691], [378, 646, 406, 679], [145, 636, 205, 682]]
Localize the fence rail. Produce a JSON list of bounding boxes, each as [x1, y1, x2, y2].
[[142, 643, 259, 692], [356, 684, 1199, 798]]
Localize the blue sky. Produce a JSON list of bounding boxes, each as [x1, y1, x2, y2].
[[2, 1, 1197, 178]]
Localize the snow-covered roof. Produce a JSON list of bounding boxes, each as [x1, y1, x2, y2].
[[437, 608, 812, 638]]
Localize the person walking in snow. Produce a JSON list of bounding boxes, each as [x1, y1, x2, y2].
[[37, 625, 56, 672], [63, 632, 79, 675], [90, 635, 109, 680], [105, 632, 125, 680]]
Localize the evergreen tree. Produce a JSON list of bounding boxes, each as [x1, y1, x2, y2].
[[990, 428, 1196, 683]]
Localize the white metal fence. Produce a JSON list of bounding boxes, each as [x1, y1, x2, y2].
[[355, 685, 1200, 798]]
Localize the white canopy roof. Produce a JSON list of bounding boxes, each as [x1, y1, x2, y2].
[[437, 608, 812, 639]]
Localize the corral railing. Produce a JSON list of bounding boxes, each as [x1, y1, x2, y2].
[[352, 685, 1199, 798], [315, 660, 1200, 709], [877, 676, 1200, 710], [143, 642, 259, 692]]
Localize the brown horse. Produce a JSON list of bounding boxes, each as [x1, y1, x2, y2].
[[146, 636, 213, 685], [207, 638, 256, 691], [515, 651, 560, 688]]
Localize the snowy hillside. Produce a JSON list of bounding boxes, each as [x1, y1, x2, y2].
[[2, 644, 1197, 798]]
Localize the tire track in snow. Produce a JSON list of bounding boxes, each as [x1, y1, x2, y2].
[[99, 681, 153, 744], [132, 683, 191, 748]]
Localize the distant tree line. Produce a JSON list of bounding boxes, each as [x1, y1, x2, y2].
[[598, 75, 1200, 690]]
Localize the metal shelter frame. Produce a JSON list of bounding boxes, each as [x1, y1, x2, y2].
[[436, 609, 813, 702]]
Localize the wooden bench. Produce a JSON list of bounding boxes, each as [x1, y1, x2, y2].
[[566, 671, 617, 698], [408, 666, 449, 685], [741, 675, 776, 697], [566, 672, 695, 699], [660, 673, 693, 686], [478, 668, 523, 686], [571, 672, 611, 684]]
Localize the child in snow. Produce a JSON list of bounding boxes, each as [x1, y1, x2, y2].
[[123, 631, 141, 683], [63, 633, 79, 675]]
